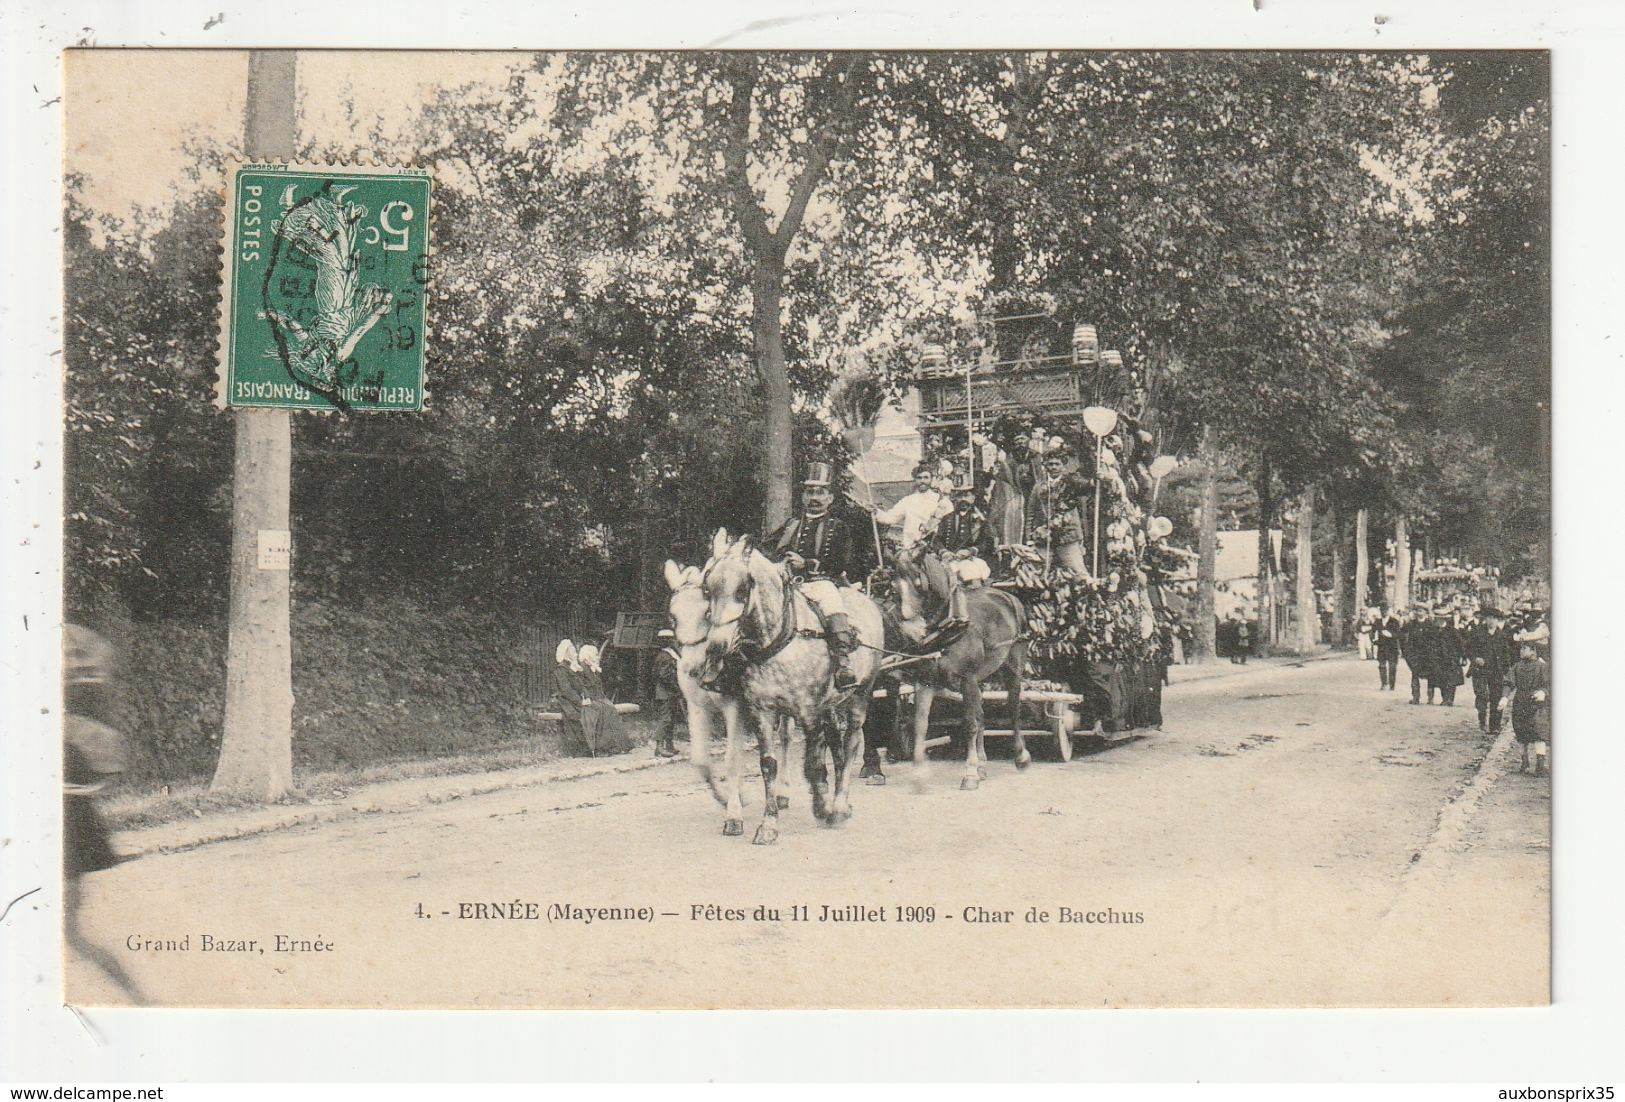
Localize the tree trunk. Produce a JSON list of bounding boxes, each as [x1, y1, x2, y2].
[[1355, 506, 1370, 613], [752, 264, 794, 529], [214, 50, 295, 799], [636, 481, 657, 700], [1194, 425, 1220, 662], [1328, 498, 1346, 646], [988, 54, 1047, 293], [720, 56, 864, 532], [1393, 515, 1412, 609], [1255, 449, 1275, 649], [1295, 485, 1317, 653]]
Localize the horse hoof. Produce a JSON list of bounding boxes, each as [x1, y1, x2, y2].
[[776, 795, 791, 810], [960, 776, 980, 791], [752, 824, 779, 845], [865, 773, 887, 786], [1015, 751, 1032, 770], [978, 765, 988, 780], [722, 819, 744, 836]]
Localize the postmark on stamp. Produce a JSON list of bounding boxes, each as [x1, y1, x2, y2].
[[219, 163, 430, 412]]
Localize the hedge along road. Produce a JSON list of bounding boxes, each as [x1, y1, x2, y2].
[[65, 655, 1548, 1009]]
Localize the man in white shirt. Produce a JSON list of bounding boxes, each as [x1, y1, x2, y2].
[[874, 463, 953, 554]]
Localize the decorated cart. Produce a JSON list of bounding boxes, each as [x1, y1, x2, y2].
[[1412, 561, 1500, 612], [869, 311, 1184, 761]]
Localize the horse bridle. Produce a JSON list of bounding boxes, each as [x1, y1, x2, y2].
[[896, 553, 944, 618], [704, 561, 805, 663], [698, 565, 757, 658]]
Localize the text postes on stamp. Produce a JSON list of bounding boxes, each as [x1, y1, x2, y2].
[[221, 163, 430, 412]]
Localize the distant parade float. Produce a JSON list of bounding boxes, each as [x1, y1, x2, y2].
[[1411, 559, 1501, 612]]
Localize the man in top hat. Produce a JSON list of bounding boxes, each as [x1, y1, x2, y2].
[[1466, 608, 1514, 733], [765, 460, 867, 690], [1024, 444, 1093, 576], [873, 461, 954, 554]]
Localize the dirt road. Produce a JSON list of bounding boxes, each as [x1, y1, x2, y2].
[[68, 655, 1549, 1008]]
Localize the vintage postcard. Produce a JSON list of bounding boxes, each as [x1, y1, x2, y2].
[[59, 47, 1550, 1010]]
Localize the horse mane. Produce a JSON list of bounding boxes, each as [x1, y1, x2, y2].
[[745, 545, 788, 619], [701, 538, 791, 643], [902, 547, 950, 621]]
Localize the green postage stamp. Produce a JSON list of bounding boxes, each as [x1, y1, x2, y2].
[[219, 163, 431, 412]]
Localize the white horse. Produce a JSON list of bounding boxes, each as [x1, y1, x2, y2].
[[664, 557, 792, 836], [699, 529, 885, 843]]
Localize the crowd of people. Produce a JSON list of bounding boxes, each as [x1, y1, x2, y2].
[[1359, 601, 1551, 776]]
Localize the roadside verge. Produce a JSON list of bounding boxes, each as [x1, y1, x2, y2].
[[110, 647, 1354, 860]]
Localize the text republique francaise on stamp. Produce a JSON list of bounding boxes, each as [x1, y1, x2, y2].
[[219, 163, 430, 413]]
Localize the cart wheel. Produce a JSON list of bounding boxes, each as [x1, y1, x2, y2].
[[1054, 713, 1073, 762]]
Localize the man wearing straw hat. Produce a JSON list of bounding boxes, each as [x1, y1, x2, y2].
[[765, 460, 865, 690]]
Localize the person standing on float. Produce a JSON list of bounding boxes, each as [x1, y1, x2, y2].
[[1025, 447, 1092, 576], [873, 462, 954, 554], [984, 441, 1028, 550]]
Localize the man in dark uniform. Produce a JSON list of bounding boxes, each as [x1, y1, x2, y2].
[[651, 627, 683, 757], [933, 482, 997, 562], [1400, 606, 1438, 704], [930, 478, 997, 626], [1466, 608, 1514, 732], [1432, 608, 1467, 706], [1375, 605, 1402, 690], [765, 461, 867, 691]]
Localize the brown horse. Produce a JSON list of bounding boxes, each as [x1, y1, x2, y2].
[[893, 549, 1028, 789], [700, 529, 885, 843]]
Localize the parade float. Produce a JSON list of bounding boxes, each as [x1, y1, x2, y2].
[[887, 312, 1185, 756], [1411, 559, 1501, 612]]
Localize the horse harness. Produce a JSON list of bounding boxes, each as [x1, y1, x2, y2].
[[713, 569, 830, 665]]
